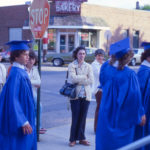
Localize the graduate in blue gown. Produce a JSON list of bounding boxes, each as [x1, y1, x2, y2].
[[96, 38, 146, 150], [134, 42, 150, 150], [0, 41, 37, 150]]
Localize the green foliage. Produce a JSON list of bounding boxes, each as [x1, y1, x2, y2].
[[141, 5, 150, 10]]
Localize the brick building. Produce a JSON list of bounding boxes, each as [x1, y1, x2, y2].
[[0, 5, 32, 50], [0, 2, 150, 53]]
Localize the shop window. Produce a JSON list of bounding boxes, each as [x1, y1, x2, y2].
[[121, 29, 129, 38], [80, 30, 97, 48], [80, 32, 89, 47], [90, 32, 97, 48], [133, 30, 139, 48], [48, 29, 56, 51]]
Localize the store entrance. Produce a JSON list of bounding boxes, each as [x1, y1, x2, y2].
[[59, 33, 75, 53]]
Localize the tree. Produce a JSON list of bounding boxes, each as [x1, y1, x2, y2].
[[103, 25, 144, 54], [141, 5, 150, 11]]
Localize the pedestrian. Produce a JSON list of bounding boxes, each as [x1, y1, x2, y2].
[[91, 49, 105, 133], [26, 50, 46, 134], [0, 40, 37, 150], [96, 38, 146, 150], [134, 42, 150, 150], [0, 53, 6, 93], [68, 46, 94, 147]]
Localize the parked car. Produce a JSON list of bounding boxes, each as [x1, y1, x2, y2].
[[47, 47, 97, 66], [0, 51, 10, 62], [130, 48, 144, 66]]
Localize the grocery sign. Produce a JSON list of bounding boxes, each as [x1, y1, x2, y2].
[[55, 0, 88, 14]]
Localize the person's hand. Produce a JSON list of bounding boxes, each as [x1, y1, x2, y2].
[[34, 85, 40, 88], [22, 123, 33, 135], [140, 115, 146, 126]]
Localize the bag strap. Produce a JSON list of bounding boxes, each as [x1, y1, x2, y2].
[[65, 68, 77, 83]]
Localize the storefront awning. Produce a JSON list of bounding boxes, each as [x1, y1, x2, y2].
[[48, 16, 109, 30], [23, 16, 110, 30]]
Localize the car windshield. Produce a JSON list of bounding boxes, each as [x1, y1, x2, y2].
[[69, 47, 96, 55]]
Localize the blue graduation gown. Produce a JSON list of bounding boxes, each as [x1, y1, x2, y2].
[[134, 65, 150, 149], [96, 61, 144, 150], [0, 66, 37, 150]]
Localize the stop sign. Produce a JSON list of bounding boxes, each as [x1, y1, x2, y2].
[[29, 0, 50, 39]]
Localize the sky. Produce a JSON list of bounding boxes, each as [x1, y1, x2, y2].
[[0, 0, 150, 9], [88, 0, 150, 9]]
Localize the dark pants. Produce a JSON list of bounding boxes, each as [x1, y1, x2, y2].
[[94, 90, 102, 133], [69, 98, 90, 142]]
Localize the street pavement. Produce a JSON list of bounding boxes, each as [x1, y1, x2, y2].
[[38, 119, 95, 150]]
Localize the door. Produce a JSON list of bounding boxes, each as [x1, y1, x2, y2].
[[60, 35, 67, 53], [59, 33, 75, 53], [68, 34, 75, 52]]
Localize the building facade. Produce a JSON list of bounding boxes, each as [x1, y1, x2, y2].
[[0, 5, 32, 51], [0, 2, 150, 53], [81, 4, 150, 51]]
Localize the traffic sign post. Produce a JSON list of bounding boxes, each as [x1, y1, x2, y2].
[[29, 0, 50, 39], [29, 0, 50, 141]]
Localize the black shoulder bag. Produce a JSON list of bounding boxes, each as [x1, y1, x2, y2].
[[59, 68, 77, 99]]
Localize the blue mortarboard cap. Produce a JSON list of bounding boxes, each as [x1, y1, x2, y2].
[[109, 38, 130, 59], [141, 42, 150, 51], [5, 40, 32, 51]]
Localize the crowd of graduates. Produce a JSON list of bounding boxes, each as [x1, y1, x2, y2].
[[0, 37, 150, 150], [95, 38, 150, 150]]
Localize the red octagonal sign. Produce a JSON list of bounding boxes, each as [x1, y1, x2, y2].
[[29, 0, 50, 39]]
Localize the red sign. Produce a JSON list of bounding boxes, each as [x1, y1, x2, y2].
[[48, 33, 53, 40], [29, 0, 50, 39], [55, 0, 88, 14], [81, 33, 89, 41]]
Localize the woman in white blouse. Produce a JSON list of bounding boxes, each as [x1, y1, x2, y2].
[[26, 50, 46, 134], [68, 46, 94, 147], [0, 54, 6, 93]]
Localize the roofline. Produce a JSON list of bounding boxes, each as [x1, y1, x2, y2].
[[23, 25, 110, 30]]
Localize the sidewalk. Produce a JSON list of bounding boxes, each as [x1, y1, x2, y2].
[[38, 119, 95, 150]]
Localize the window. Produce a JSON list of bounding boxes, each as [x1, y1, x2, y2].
[[133, 30, 139, 48], [48, 29, 56, 51], [121, 29, 129, 38], [80, 30, 97, 48], [9, 28, 22, 41], [80, 32, 89, 47]]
